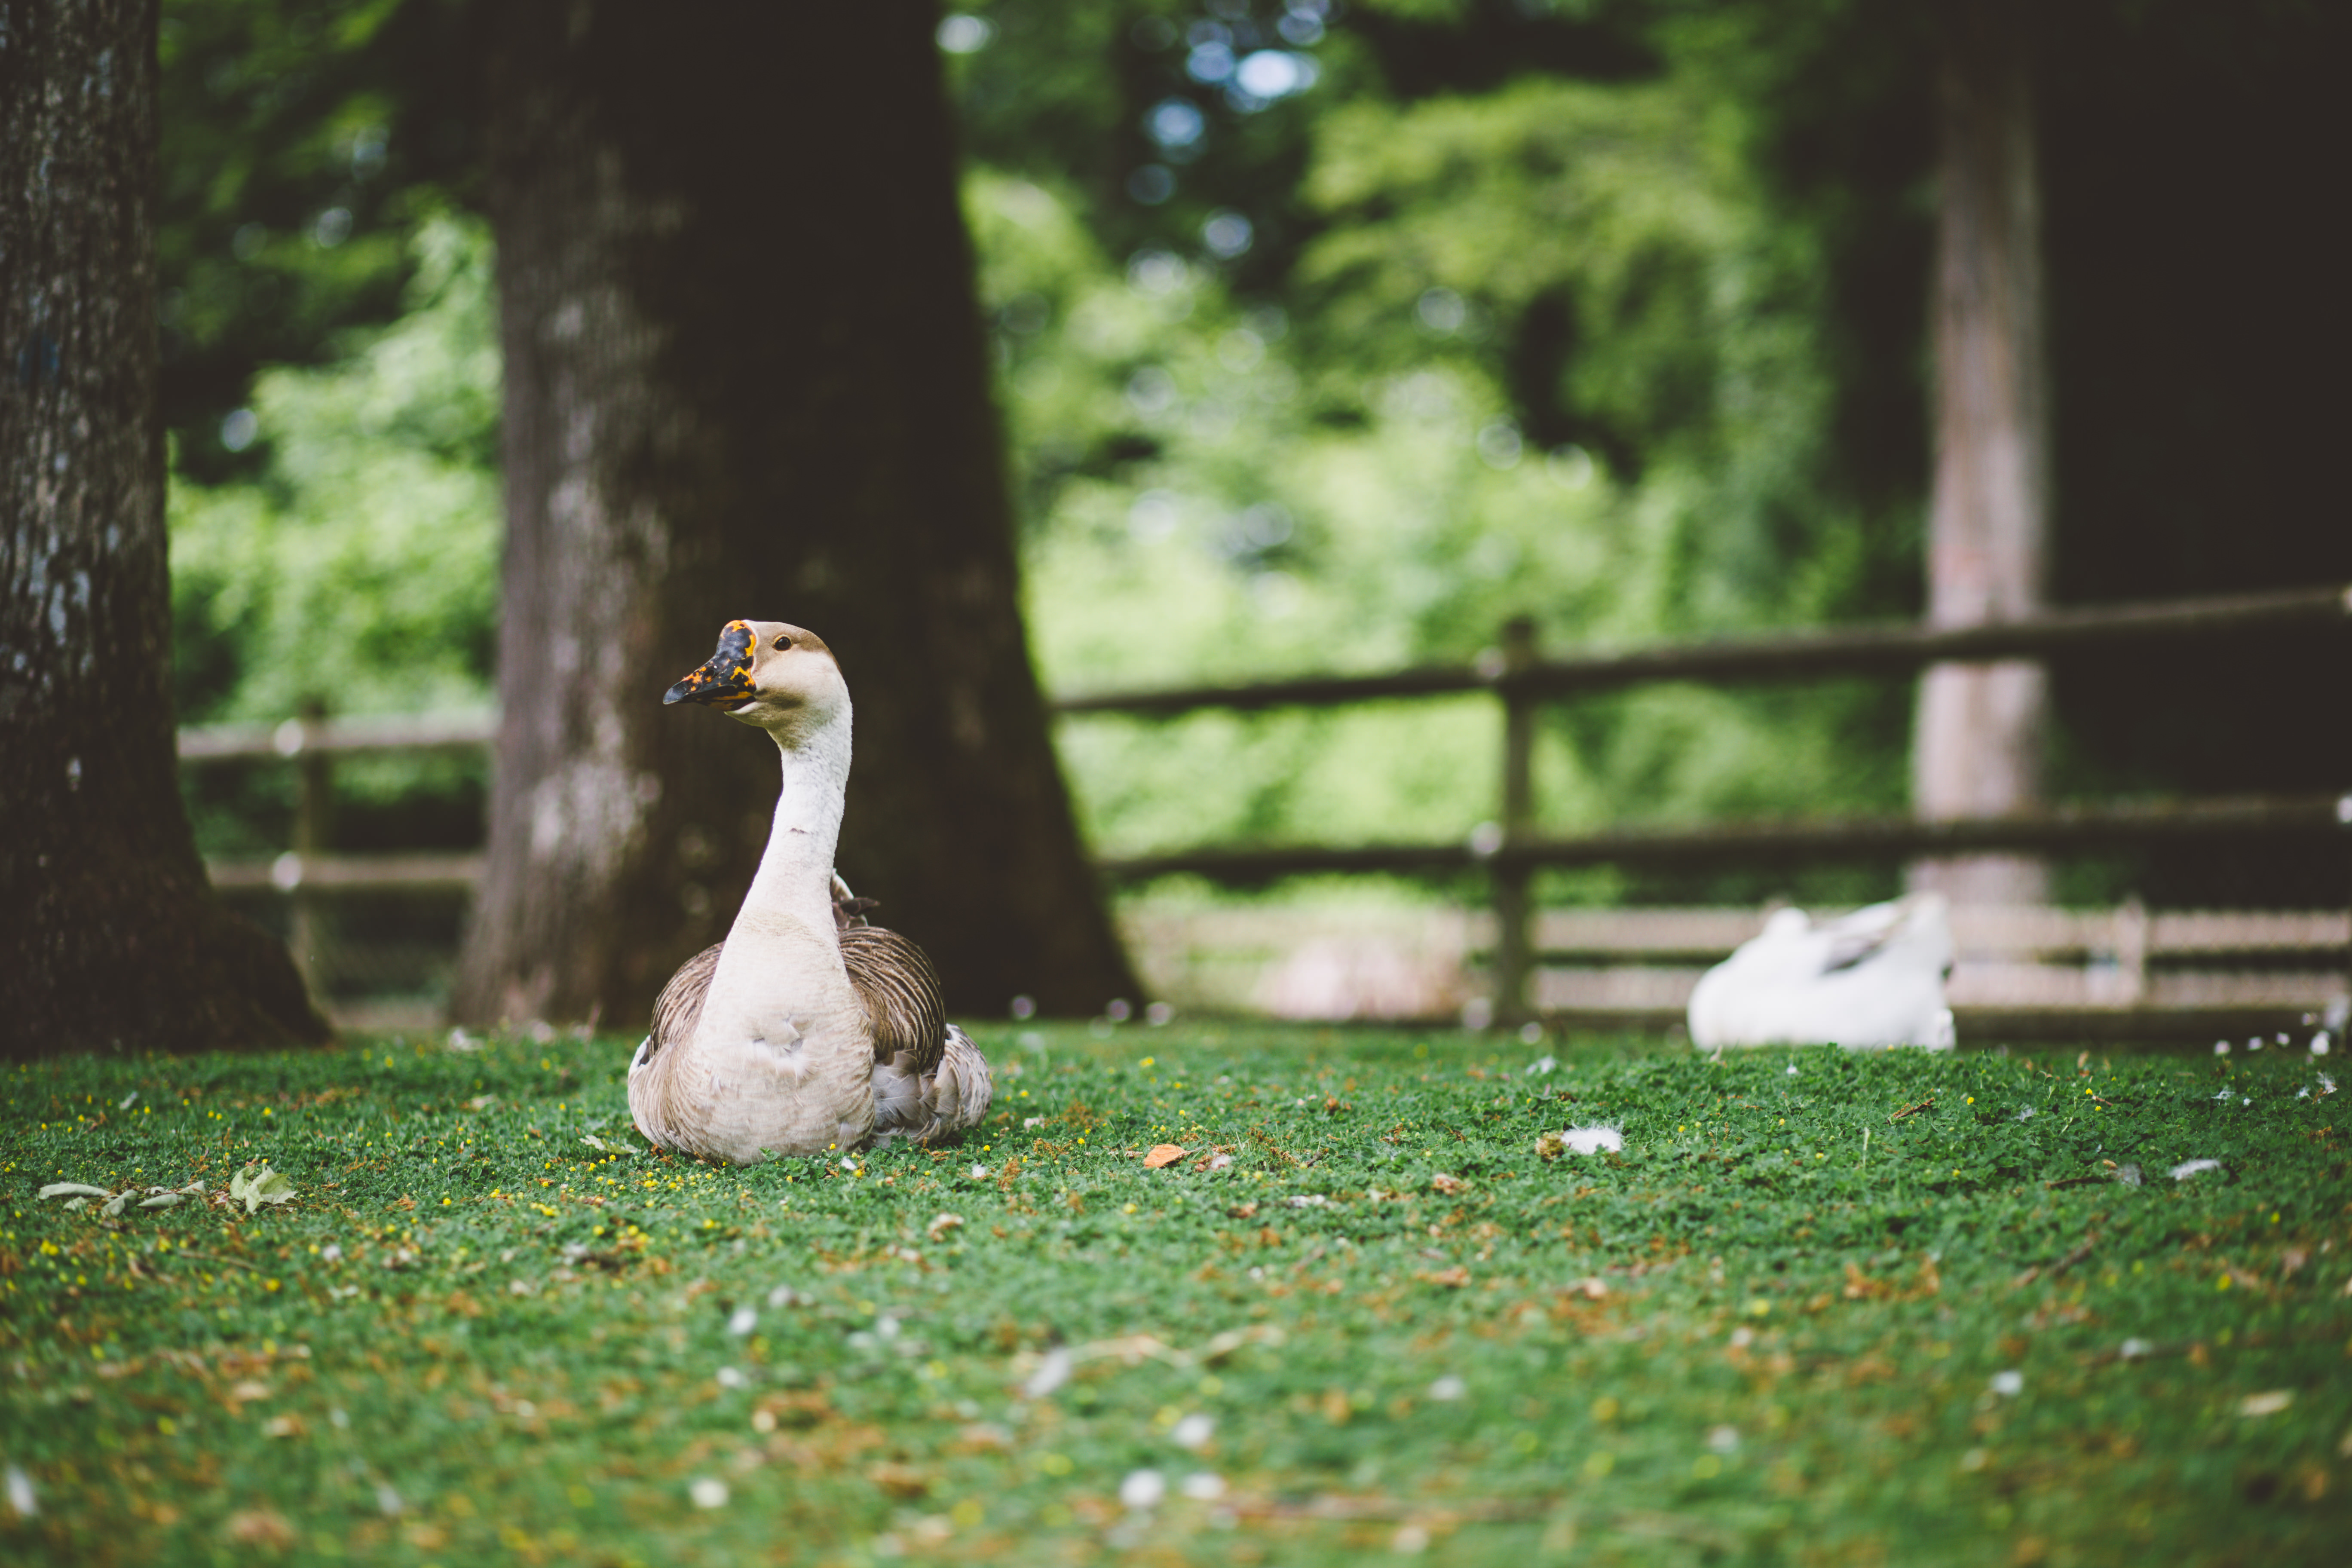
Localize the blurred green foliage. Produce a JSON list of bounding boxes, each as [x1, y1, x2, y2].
[[171, 214, 500, 728], [169, 215, 498, 876], [958, 12, 1916, 892], [161, 0, 2346, 910], [974, 147, 1907, 875], [158, 0, 476, 485]]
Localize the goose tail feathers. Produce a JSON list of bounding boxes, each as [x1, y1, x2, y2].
[[872, 1024, 995, 1148], [929, 1023, 995, 1134]]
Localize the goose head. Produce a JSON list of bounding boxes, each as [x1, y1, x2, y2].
[[664, 619, 848, 745]]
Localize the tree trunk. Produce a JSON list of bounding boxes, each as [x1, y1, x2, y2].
[[455, 0, 1138, 1029], [0, 0, 328, 1058], [1910, 0, 2052, 907]]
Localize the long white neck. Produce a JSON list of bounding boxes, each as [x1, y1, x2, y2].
[[739, 706, 852, 936], [632, 693, 874, 1164]]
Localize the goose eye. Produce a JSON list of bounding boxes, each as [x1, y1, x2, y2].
[[772, 634, 791, 650]]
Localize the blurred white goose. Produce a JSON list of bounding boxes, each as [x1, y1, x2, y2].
[[626, 619, 993, 1164], [1687, 893, 1956, 1050]]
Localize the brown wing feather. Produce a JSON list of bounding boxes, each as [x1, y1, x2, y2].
[[839, 924, 948, 1074], [646, 942, 725, 1060]]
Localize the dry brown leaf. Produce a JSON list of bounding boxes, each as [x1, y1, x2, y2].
[[1144, 1144, 1188, 1169], [224, 1509, 296, 1549], [754, 1390, 834, 1430], [1430, 1173, 1466, 1195], [949, 1422, 1013, 1454], [1228, 1202, 1259, 1220], [1417, 1266, 1471, 1289], [867, 1461, 930, 1498]]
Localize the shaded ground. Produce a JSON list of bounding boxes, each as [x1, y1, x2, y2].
[[2, 1024, 2347, 1565]]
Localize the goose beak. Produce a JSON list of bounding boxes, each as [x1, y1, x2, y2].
[[665, 620, 758, 707]]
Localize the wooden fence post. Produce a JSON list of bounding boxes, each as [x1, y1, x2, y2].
[[1491, 616, 1539, 1029], [285, 697, 333, 1004], [2343, 799, 2352, 1029]]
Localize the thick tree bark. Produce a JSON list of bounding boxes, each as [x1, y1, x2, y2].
[[0, 0, 328, 1058], [455, 0, 1138, 1028], [1910, 1, 2052, 906]]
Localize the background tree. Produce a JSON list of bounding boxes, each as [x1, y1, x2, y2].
[[450, 0, 1139, 1027], [3, 0, 326, 1057], [1909, 0, 2050, 903]]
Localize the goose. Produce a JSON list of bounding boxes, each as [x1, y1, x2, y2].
[[626, 620, 993, 1163], [1686, 893, 1956, 1051]]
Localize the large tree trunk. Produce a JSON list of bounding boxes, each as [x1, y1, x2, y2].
[[455, 0, 1138, 1029], [0, 0, 328, 1058], [1910, 0, 2052, 906]]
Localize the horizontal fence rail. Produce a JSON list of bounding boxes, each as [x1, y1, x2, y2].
[[179, 710, 496, 762], [1132, 903, 2351, 1041], [1095, 794, 2352, 883], [180, 582, 2352, 1035], [178, 584, 2350, 762], [1050, 582, 2352, 717], [196, 784, 2352, 886], [205, 852, 487, 894]]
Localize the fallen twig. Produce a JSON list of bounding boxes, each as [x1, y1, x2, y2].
[[2015, 1236, 2098, 1288], [2081, 1338, 2196, 1367], [1225, 1494, 1550, 1524], [168, 1249, 265, 1275], [1008, 1324, 1286, 1395], [2049, 1238, 2099, 1279]]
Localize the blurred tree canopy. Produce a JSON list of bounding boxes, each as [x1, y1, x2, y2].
[[163, 0, 2349, 909], [158, 0, 476, 472], [170, 214, 499, 727]]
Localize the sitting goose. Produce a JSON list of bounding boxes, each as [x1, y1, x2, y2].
[[626, 620, 993, 1163], [1686, 893, 1956, 1051]]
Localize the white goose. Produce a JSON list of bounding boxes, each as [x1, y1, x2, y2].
[[626, 620, 993, 1163], [1686, 892, 1956, 1051]]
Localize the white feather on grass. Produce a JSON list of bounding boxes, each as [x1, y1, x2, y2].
[[1557, 1125, 1623, 1155]]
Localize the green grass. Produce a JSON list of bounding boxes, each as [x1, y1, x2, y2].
[[3, 1024, 2347, 1566]]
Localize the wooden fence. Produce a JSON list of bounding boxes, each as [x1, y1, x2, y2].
[[1126, 903, 2351, 1041], [181, 582, 2352, 1033]]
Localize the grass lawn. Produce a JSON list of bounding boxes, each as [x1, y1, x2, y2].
[[3, 1023, 2348, 1566]]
